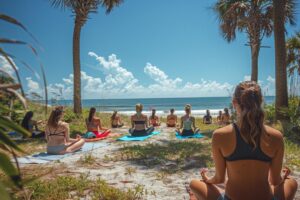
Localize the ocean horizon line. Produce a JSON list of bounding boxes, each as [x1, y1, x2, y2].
[[49, 95, 276, 101]]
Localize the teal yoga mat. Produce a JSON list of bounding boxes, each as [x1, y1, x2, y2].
[[117, 131, 160, 141], [175, 132, 204, 140]]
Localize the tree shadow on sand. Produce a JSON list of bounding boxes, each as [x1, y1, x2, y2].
[[117, 140, 213, 174]]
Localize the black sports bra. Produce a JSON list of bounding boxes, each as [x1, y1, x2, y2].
[[134, 120, 146, 125], [225, 123, 272, 162], [47, 126, 65, 137]]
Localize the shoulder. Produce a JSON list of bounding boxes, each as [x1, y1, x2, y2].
[[264, 125, 283, 144], [59, 121, 69, 129], [212, 125, 233, 143]]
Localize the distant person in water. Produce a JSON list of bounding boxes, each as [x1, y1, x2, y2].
[[222, 108, 231, 125], [45, 106, 85, 155], [177, 104, 200, 136], [203, 110, 212, 124], [85, 107, 110, 138], [129, 104, 154, 136], [167, 108, 177, 127], [190, 81, 298, 200], [21, 111, 44, 138], [149, 109, 160, 127], [111, 111, 124, 128], [217, 110, 223, 125]]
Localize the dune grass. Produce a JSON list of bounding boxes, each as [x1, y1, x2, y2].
[[19, 175, 144, 200]]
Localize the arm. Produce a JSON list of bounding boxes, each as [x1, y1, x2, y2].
[[145, 116, 149, 128], [179, 117, 183, 129], [269, 135, 284, 186], [203, 132, 226, 184], [192, 117, 197, 129], [131, 116, 134, 129]]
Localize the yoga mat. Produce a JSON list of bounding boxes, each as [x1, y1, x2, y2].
[[175, 132, 204, 140], [117, 131, 160, 141], [16, 142, 109, 164]]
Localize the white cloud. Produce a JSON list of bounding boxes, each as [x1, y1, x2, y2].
[[24, 52, 277, 99], [0, 55, 18, 77], [144, 63, 182, 87], [243, 75, 251, 81], [26, 77, 39, 90]]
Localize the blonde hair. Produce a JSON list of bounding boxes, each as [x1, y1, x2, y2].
[[185, 104, 191, 113], [136, 103, 143, 112]]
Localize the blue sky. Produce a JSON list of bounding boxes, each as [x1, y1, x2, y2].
[[1, 0, 299, 99]]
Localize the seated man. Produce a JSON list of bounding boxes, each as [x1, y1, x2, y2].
[[203, 109, 212, 124], [167, 108, 177, 127], [149, 109, 161, 127], [129, 104, 154, 137], [177, 104, 200, 136]]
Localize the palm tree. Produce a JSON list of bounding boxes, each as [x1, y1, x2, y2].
[[286, 31, 300, 97], [214, 0, 296, 82], [50, 0, 123, 114], [273, 0, 294, 120], [287, 31, 300, 76]]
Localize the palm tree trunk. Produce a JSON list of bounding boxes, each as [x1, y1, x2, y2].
[[73, 17, 82, 114], [273, 0, 288, 120], [250, 42, 260, 82]]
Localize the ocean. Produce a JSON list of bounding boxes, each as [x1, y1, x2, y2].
[[54, 96, 275, 116]]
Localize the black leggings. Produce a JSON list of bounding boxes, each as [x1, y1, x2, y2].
[[129, 127, 155, 137], [181, 128, 199, 136]]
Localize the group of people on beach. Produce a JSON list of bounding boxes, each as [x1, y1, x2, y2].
[[19, 81, 298, 200]]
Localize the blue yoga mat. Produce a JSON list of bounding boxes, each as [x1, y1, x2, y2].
[[16, 142, 109, 164], [175, 132, 204, 140], [117, 131, 160, 141]]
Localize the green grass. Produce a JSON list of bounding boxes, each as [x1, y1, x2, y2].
[[16, 175, 145, 200], [77, 153, 96, 166], [116, 140, 212, 173]]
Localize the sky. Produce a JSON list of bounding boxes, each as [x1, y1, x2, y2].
[[1, 0, 299, 99]]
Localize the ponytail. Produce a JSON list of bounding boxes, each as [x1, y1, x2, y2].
[[88, 107, 96, 122], [234, 81, 265, 149]]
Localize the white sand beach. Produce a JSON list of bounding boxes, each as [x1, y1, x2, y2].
[[19, 125, 300, 200]]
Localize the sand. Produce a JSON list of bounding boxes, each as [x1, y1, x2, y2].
[[23, 125, 300, 200]]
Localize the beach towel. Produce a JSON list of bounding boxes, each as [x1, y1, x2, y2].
[[16, 142, 109, 164], [117, 131, 160, 141], [175, 132, 204, 140]]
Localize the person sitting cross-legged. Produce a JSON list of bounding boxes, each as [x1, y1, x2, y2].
[[189, 81, 298, 200], [129, 104, 154, 137], [45, 106, 85, 155], [167, 108, 178, 127], [176, 104, 200, 136], [149, 109, 161, 127]]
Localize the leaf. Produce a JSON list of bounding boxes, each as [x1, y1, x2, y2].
[[39, 63, 48, 115], [0, 39, 38, 56], [0, 152, 22, 188], [0, 129, 24, 153], [0, 116, 30, 138], [0, 13, 40, 46], [0, 48, 25, 97], [0, 182, 11, 200]]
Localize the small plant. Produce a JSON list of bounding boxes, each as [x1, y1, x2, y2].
[[77, 153, 96, 165], [125, 167, 136, 176]]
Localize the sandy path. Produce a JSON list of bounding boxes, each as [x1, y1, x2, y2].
[[34, 126, 300, 200]]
